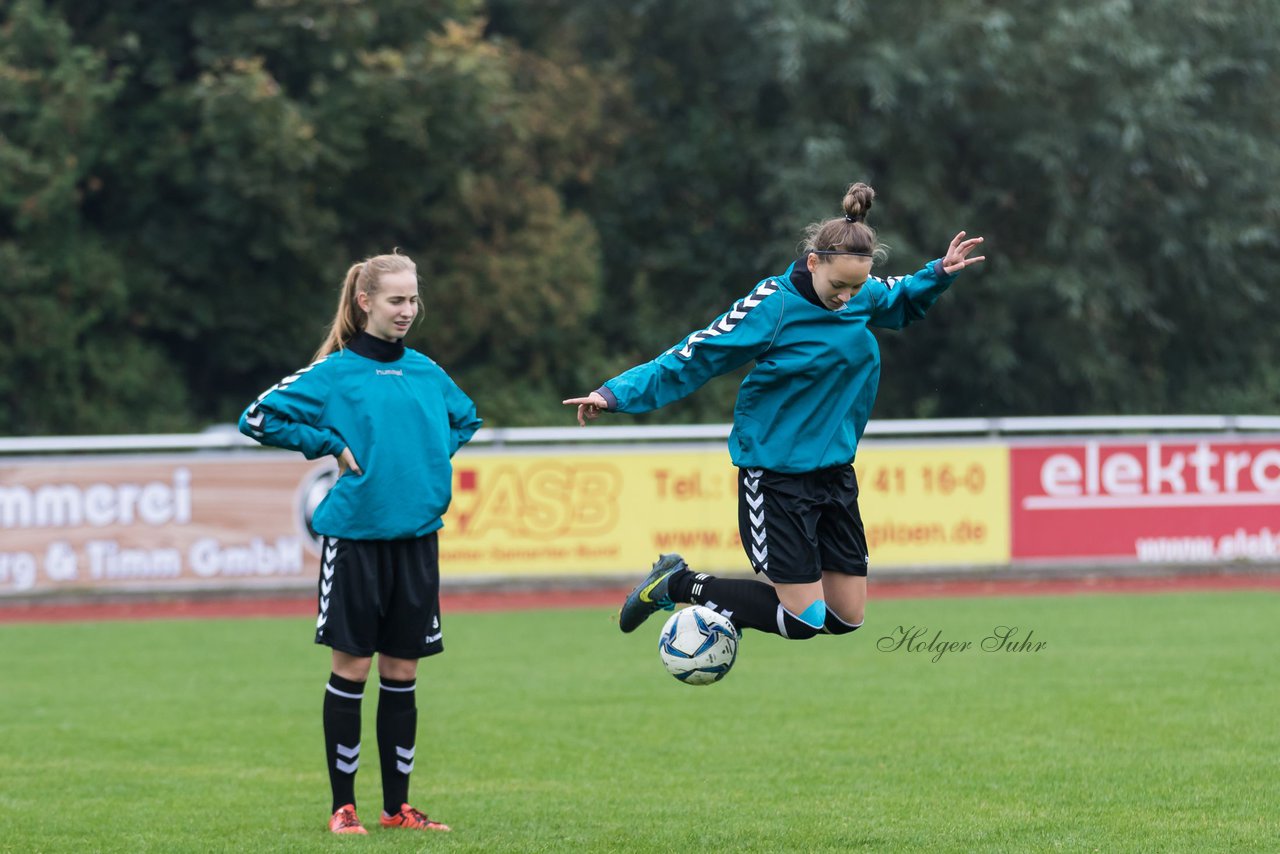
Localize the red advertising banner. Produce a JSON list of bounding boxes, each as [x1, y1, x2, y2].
[[1011, 437, 1280, 563]]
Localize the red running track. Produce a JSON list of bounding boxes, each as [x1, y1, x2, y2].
[[1, 573, 1277, 624]]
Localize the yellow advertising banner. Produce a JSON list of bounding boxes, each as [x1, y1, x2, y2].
[[855, 444, 1010, 567], [442, 447, 740, 575], [1, 441, 1010, 597], [442, 443, 1010, 575]]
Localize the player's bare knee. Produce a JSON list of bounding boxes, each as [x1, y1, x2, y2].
[[378, 655, 419, 681], [332, 652, 373, 682], [836, 601, 864, 624]]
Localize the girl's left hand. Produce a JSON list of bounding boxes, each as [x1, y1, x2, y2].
[[942, 231, 986, 274], [337, 446, 362, 476]]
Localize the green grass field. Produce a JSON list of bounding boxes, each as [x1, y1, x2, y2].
[[2, 590, 1278, 853]]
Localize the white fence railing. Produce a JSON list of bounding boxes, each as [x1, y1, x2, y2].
[[2, 415, 1280, 455]]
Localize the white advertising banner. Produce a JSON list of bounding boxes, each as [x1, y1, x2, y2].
[[0, 452, 330, 597]]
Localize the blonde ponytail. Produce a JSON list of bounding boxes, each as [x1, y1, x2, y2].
[[313, 252, 418, 361]]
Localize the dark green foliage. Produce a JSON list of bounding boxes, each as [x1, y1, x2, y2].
[[2, 0, 614, 431], [0, 1, 191, 433], [2, 0, 1278, 434], [494, 0, 1280, 420]]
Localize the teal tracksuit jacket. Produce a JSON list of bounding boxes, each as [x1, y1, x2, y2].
[[239, 337, 482, 540], [597, 259, 957, 473]]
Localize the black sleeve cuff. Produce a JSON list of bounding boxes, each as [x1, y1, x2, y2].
[[595, 386, 618, 411]]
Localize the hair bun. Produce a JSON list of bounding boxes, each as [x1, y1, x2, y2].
[[842, 182, 875, 223]]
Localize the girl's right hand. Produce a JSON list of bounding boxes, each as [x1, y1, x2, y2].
[[337, 447, 363, 476], [562, 392, 608, 427]]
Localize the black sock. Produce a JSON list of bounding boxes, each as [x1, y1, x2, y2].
[[823, 609, 864, 635], [323, 673, 364, 813], [671, 571, 821, 639], [377, 677, 418, 816]]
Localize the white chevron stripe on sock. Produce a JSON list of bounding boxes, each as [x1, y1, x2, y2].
[[335, 740, 359, 772], [395, 744, 415, 775]]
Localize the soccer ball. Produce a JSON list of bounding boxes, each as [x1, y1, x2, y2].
[[658, 605, 739, 685]]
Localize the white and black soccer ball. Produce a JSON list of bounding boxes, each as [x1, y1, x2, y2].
[[658, 605, 739, 686]]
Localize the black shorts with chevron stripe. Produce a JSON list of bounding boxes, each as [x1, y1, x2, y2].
[[737, 465, 869, 584], [314, 533, 443, 659]]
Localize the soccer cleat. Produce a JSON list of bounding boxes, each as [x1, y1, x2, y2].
[[381, 803, 451, 832], [618, 553, 687, 633], [328, 804, 368, 835]]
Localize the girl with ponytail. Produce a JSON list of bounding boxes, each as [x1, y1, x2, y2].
[[240, 250, 481, 835]]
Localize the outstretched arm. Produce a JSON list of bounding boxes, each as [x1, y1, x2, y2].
[[869, 231, 986, 329], [563, 277, 785, 426]]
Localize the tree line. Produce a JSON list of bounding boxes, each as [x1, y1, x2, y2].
[[3, 0, 1278, 435]]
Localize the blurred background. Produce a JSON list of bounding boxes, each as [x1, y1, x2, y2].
[[4, 0, 1279, 436]]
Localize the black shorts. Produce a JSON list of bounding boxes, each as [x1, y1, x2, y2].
[[737, 465, 869, 585], [314, 534, 444, 659]]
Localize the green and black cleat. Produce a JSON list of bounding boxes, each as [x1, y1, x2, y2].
[[618, 553, 687, 633]]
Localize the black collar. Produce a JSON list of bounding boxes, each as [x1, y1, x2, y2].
[[347, 331, 406, 363], [789, 255, 825, 309]]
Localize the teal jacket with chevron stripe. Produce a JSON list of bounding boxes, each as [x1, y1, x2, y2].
[[238, 338, 481, 540], [597, 258, 958, 473]]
